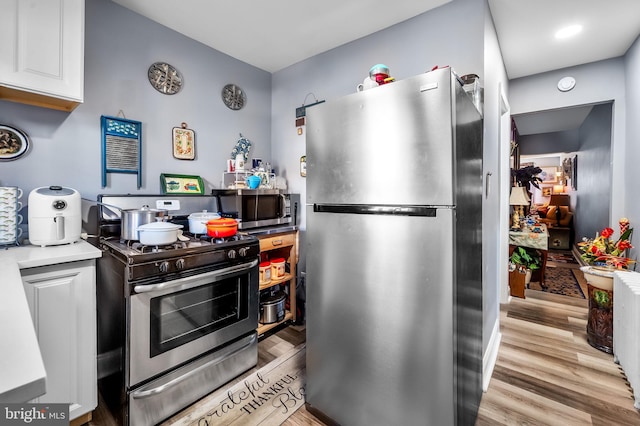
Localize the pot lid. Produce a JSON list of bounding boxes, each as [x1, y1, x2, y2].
[[137, 222, 183, 231], [207, 218, 238, 226], [261, 291, 286, 304], [189, 211, 221, 219]]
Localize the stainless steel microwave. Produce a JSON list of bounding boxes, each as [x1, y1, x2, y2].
[[212, 189, 294, 230]]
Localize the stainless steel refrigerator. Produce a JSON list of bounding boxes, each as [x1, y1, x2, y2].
[[305, 68, 483, 425]]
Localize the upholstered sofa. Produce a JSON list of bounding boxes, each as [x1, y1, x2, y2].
[[539, 205, 574, 228]]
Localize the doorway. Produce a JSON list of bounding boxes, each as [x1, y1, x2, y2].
[[511, 101, 613, 300]]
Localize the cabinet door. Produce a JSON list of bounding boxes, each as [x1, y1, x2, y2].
[[0, 0, 84, 102], [21, 260, 97, 421]]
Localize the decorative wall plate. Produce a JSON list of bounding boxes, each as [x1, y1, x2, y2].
[[0, 124, 30, 161], [172, 122, 195, 160], [222, 84, 246, 110], [148, 62, 183, 95]]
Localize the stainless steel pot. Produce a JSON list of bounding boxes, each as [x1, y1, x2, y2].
[[121, 206, 168, 240], [259, 292, 286, 324], [97, 202, 168, 240]]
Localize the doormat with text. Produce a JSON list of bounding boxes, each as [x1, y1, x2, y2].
[[162, 344, 306, 426]]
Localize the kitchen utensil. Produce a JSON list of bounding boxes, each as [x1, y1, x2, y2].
[[96, 201, 168, 240], [121, 206, 169, 240], [136, 222, 183, 245], [206, 218, 238, 238], [259, 291, 286, 324], [28, 186, 81, 247], [188, 211, 221, 234], [246, 175, 261, 189]]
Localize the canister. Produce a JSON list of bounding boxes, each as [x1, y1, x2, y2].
[[271, 258, 286, 279], [259, 261, 271, 285]]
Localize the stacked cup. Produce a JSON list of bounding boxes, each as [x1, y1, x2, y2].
[[0, 186, 24, 246]]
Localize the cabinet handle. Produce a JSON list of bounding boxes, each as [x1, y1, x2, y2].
[[272, 239, 283, 246]]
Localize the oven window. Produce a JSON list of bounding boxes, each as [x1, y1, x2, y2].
[[149, 276, 248, 357]]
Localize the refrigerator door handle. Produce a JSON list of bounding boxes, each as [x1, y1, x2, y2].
[[314, 203, 439, 216]]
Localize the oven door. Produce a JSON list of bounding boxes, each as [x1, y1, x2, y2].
[[128, 258, 259, 386]]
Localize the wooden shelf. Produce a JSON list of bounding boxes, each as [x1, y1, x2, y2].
[[256, 230, 298, 334], [257, 310, 294, 336], [259, 273, 293, 291]]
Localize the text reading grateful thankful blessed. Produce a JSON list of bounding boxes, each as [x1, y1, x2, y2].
[[189, 372, 305, 425]]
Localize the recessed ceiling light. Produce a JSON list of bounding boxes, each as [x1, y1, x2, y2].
[[555, 24, 583, 39]]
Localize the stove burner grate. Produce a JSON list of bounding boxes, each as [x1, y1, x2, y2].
[[126, 240, 189, 253]]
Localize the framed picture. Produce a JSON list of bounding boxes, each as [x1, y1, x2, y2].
[[571, 155, 577, 190], [172, 123, 195, 160], [538, 166, 558, 184], [542, 186, 552, 197], [0, 124, 31, 161], [160, 173, 204, 194]]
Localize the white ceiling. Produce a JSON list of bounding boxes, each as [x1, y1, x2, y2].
[[110, 0, 452, 73], [111, 0, 640, 134], [512, 106, 594, 136], [487, 0, 640, 80]]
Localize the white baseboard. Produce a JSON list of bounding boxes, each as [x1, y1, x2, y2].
[[483, 318, 501, 392]]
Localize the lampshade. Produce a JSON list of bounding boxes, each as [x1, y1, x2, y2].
[[552, 184, 565, 194], [509, 186, 530, 206], [548, 193, 570, 207]]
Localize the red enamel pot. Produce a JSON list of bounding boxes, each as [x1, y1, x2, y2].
[[206, 218, 238, 238]]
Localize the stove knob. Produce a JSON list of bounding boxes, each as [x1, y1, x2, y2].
[[159, 261, 169, 273], [175, 258, 185, 270], [238, 247, 249, 257], [227, 249, 237, 259]]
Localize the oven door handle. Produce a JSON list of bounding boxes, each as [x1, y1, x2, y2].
[[130, 333, 257, 399], [133, 259, 258, 294]]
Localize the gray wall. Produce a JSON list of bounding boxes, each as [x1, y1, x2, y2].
[[270, 0, 500, 359], [0, 0, 272, 201], [624, 36, 640, 264], [482, 2, 509, 370], [509, 58, 627, 236], [575, 104, 612, 243], [519, 129, 580, 155]]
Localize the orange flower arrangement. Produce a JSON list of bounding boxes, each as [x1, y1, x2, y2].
[[579, 218, 635, 269]]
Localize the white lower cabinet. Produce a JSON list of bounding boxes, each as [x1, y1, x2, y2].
[[20, 259, 97, 422]]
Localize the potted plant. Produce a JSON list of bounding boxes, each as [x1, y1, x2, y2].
[[508, 246, 542, 297], [577, 218, 634, 353], [511, 165, 543, 190], [510, 247, 541, 280]]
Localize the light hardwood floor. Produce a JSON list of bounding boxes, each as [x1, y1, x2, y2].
[[476, 289, 640, 425], [90, 292, 640, 425], [287, 290, 640, 425]]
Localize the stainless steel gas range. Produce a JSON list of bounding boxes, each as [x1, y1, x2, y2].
[[94, 194, 260, 426]]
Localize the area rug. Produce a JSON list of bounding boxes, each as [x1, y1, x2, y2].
[[162, 344, 306, 426], [529, 251, 587, 299], [547, 251, 578, 263]]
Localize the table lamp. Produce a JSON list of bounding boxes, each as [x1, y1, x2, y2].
[[548, 193, 570, 227], [509, 186, 530, 229]]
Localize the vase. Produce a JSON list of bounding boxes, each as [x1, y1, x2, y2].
[[580, 266, 614, 353]]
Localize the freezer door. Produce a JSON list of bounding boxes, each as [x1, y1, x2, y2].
[[306, 68, 454, 206], [306, 206, 455, 425]]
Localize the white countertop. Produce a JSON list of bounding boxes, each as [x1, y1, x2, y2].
[[0, 240, 102, 402]]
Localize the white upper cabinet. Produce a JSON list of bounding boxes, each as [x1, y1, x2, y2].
[[0, 0, 85, 111]]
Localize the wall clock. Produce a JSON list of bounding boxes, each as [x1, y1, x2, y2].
[[148, 62, 183, 95], [222, 84, 246, 110]]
